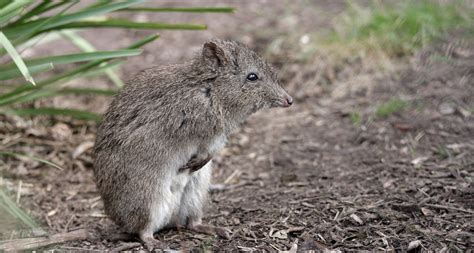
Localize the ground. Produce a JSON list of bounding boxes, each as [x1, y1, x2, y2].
[[0, 1, 473, 251]]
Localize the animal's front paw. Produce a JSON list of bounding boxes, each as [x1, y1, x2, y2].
[[180, 154, 212, 172]]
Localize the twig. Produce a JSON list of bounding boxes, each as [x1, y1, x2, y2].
[[0, 229, 89, 251], [16, 180, 22, 203], [111, 242, 142, 252], [425, 204, 474, 214], [224, 169, 241, 184]]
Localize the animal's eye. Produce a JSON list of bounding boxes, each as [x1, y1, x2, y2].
[[246, 73, 258, 82]]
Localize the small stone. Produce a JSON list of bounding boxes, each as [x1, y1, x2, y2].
[[407, 240, 422, 251], [51, 123, 72, 141], [439, 102, 455, 115]]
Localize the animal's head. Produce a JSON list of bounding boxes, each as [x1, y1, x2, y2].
[[198, 39, 292, 114]]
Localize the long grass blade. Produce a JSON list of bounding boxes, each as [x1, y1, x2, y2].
[[48, 19, 207, 30], [0, 49, 142, 72], [12, 1, 79, 45], [57, 87, 117, 96], [127, 33, 160, 48], [4, 0, 145, 38], [0, 63, 53, 80], [4, 107, 102, 122], [60, 30, 124, 87], [0, 34, 158, 103], [17, 32, 62, 51], [0, 31, 35, 85], [12, 0, 70, 25], [0, 0, 33, 24], [0, 7, 22, 25], [80, 60, 124, 78], [122, 7, 235, 13], [0, 188, 39, 229], [0, 86, 116, 106], [0, 151, 63, 170]]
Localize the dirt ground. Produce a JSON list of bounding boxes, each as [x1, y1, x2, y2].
[[1, 1, 473, 251]]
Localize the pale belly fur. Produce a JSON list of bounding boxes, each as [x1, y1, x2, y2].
[[147, 135, 227, 233]]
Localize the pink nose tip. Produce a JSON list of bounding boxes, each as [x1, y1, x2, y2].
[[282, 95, 293, 107]]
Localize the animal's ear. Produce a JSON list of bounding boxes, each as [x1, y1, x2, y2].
[[202, 41, 228, 68]]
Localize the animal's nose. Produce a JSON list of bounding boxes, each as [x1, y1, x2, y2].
[[282, 95, 293, 107]]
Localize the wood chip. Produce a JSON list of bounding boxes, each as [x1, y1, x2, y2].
[[350, 213, 364, 225]]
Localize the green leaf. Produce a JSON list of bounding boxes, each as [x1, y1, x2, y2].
[[0, 151, 63, 170], [0, 49, 142, 72], [0, 6, 22, 25], [0, 34, 158, 104], [122, 6, 235, 13], [12, 1, 78, 45], [4, 107, 102, 122], [0, 89, 57, 106], [0, 86, 116, 106], [127, 33, 160, 48], [0, 0, 33, 24], [17, 31, 62, 50], [60, 30, 124, 87], [0, 188, 40, 229], [0, 63, 53, 80], [11, 1, 70, 25], [4, 0, 145, 38], [80, 60, 124, 78], [48, 19, 207, 31], [58, 87, 117, 96], [0, 31, 35, 85]]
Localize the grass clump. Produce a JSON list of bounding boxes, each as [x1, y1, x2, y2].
[[349, 112, 361, 125], [376, 98, 408, 118], [330, 0, 474, 56]]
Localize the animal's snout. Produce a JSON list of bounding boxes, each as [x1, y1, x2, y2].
[[281, 94, 293, 108], [285, 95, 293, 107]]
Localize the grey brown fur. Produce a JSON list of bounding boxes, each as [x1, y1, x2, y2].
[[93, 39, 292, 249]]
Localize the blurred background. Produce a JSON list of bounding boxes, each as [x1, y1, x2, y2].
[[0, 0, 473, 251]]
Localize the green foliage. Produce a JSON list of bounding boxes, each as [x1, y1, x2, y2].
[[349, 111, 361, 125], [0, 31, 35, 85], [331, 0, 474, 56], [375, 98, 408, 118], [0, 188, 40, 230], [434, 146, 450, 160], [0, 0, 233, 121]]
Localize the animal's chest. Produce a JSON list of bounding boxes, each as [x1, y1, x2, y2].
[[155, 134, 227, 227], [171, 134, 226, 189], [207, 134, 227, 154]]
